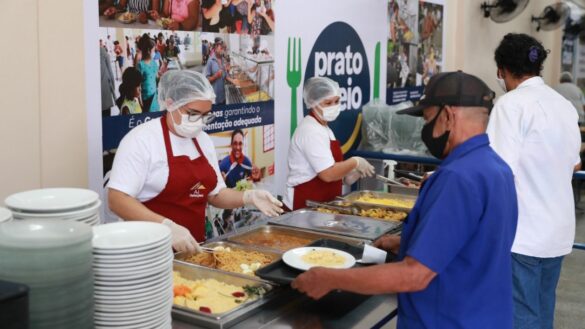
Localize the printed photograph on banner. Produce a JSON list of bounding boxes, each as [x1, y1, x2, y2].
[[98, 0, 202, 31], [99, 27, 200, 117], [387, 0, 419, 89], [201, 0, 274, 36], [200, 32, 274, 105], [418, 1, 443, 85], [386, 0, 444, 105], [204, 125, 275, 237]]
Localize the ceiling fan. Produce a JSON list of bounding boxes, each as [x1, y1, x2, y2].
[[481, 0, 530, 23], [532, 2, 571, 32]]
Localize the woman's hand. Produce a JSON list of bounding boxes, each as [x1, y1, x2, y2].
[[104, 6, 117, 17], [167, 20, 181, 30], [148, 10, 160, 20], [162, 218, 201, 253], [243, 190, 283, 217]]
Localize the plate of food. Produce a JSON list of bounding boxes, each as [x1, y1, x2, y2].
[[156, 17, 174, 29], [282, 247, 355, 271], [118, 12, 136, 24]]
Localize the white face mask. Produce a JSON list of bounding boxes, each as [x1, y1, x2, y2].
[[174, 112, 205, 138], [319, 104, 341, 122], [496, 76, 507, 93]]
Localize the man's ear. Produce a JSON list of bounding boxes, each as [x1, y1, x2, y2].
[[444, 105, 456, 130]]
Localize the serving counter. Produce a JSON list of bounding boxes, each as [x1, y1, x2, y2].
[[167, 200, 409, 329], [172, 290, 397, 329]]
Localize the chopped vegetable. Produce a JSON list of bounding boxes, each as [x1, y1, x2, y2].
[[174, 285, 191, 297], [199, 306, 211, 313], [243, 285, 266, 297], [232, 291, 245, 298]]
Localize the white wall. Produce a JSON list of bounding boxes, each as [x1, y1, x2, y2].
[[0, 0, 87, 202], [0, 0, 567, 202], [443, 0, 563, 97]]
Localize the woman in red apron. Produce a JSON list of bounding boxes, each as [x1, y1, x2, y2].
[[283, 77, 376, 211], [108, 71, 282, 253]]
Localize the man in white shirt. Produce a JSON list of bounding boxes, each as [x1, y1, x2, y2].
[[487, 33, 582, 329], [554, 71, 585, 124]]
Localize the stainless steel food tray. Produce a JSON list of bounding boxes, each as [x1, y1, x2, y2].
[[306, 199, 408, 223], [224, 225, 367, 253], [386, 184, 420, 196], [172, 262, 278, 329], [269, 210, 401, 241], [343, 190, 417, 212], [174, 241, 281, 283]]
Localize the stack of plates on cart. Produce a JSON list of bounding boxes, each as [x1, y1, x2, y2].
[[92, 221, 173, 329], [0, 219, 94, 329], [0, 206, 12, 223], [4, 188, 101, 226]]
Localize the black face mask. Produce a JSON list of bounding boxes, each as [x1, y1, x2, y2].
[[421, 106, 450, 159]]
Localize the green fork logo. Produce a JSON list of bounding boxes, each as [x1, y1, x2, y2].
[[287, 37, 302, 137]]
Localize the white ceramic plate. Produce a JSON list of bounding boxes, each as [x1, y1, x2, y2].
[[94, 282, 172, 300], [0, 207, 12, 223], [94, 251, 172, 269], [95, 293, 172, 312], [94, 307, 170, 325], [95, 274, 171, 293], [96, 314, 170, 329], [94, 253, 173, 273], [0, 219, 93, 249], [10, 200, 101, 219], [94, 269, 171, 287], [92, 239, 171, 256], [283, 247, 356, 271], [93, 246, 170, 263], [94, 259, 172, 281], [92, 221, 171, 250], [5, 188, 99, 212]]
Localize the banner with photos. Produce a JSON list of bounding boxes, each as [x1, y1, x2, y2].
[[96, 0, 275, 238], [387, 0, 445, 104]]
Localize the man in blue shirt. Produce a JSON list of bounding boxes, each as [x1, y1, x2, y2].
[[292, 71, 518, 329], [219, 129, 255, 188], [205, 38, 237, 105]]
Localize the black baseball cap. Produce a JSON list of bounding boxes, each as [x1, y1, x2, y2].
[[397, 71, 495, 116]]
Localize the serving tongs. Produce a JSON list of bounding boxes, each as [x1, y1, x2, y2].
[[375, 174, 409, 187], [393, 169, 423, 182], [305, 200, 360, 216], [198, 246, 216, 253]]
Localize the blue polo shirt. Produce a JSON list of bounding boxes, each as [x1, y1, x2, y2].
[[397, 134, 517, 329], [205, 53, 226, 104], [219, 155, 253, 188]]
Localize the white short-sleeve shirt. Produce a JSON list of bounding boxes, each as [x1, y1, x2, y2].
[[283, 115, 337, 208], [487, 77, 581, 257], [107, 118, 226, 203]]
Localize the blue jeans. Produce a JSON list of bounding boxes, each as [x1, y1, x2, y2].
[[511, 253, 564, 329]]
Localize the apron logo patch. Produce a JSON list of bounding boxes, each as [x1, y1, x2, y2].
[[190, 182, 207, 198]]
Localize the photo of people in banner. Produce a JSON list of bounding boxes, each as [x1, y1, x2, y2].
[[100, 28, 201, 116], [194, 32, 274, 105], [98, 0, 274, 36], [205, 125, 275, 237], [386, 0, 443, 89], [418, 1, 443, 85], [99, 0, 201, 31], [201, 0, 274, 36]]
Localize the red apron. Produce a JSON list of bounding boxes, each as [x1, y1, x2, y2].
[[143, 118, 218, 242], [292, 113, 344, 210]]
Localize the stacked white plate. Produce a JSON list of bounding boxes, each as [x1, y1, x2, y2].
[[92, 221, 173, 329], [5, 188, 101, 226], [0, 219, 94, 329], [0, 206, 12, 223]]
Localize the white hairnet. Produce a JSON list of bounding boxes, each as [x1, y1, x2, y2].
[[303, 77, 340, 109], [158, 70, 216, 112]]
